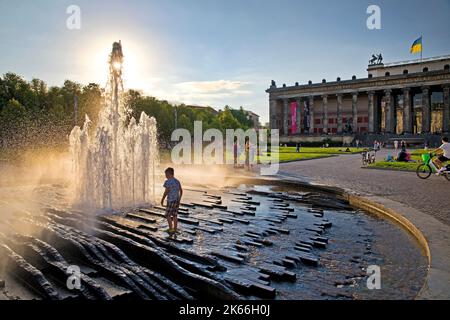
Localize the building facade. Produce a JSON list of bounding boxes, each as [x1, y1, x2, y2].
[[244, 110, 261, 128], [267, 55, 450, 142]]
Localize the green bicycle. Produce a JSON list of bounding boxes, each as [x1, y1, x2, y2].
[[416, 153, 450, 181]]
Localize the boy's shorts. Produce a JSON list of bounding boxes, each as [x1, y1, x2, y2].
[[165, 201, 179, 218], [438, 155, 450, 162]]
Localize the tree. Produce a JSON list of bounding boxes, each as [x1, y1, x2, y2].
[[218, 107, 241, 131]]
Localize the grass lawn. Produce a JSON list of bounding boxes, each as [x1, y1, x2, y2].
[[367, 149, 427, 172], [161, 147, 363, 164], [367, 161, 419, 172], [258, 147, 364, 163], [258, 152, 334, 163], [278, 147, 364, 154]]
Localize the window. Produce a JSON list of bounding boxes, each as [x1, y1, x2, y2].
[[444, 65, 449, 71], [385, 72, 390, 76], [315, 119, 321, 125], [423, 67, 429, 72], [403, 69, 408, 75], [331, 128, 337, 134]]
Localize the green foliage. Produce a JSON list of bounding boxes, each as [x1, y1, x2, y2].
[[0, 72, 255, 154]]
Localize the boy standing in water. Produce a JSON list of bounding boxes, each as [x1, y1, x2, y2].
[[161, 167, 183, 234]]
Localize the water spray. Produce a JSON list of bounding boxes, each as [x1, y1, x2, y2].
[[69, 41, 159, 211]]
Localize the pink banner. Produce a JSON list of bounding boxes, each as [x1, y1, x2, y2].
[[290, 102, 297, 134]]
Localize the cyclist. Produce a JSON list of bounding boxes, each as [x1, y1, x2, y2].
[[433, 136, 450, 174]]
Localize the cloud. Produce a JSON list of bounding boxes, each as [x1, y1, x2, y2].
[[175, 80, 250, 93]]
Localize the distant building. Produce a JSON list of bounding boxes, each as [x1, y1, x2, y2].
[[184, 104, 219, 115], [267, 54, 450, 143], [244, 110, 261, 128]]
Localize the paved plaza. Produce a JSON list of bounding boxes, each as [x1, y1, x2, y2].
[[277, 149, 450, 226]]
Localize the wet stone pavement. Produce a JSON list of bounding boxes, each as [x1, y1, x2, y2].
[[0, 184, 427, 300]]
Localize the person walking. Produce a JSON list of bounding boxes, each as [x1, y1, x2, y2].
[[233, 137, 238, 168], [245, 138, 250, 170]]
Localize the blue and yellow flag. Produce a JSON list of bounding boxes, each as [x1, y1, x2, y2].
[[410, 36, 422, 54]]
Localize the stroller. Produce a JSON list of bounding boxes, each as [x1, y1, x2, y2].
[[361, 148, 376, 166]]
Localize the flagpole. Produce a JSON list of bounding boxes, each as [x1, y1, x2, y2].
[[421, 35, 423, 62]]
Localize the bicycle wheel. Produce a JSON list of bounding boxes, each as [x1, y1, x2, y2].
[[443, 172, 450, 182], [416, 164, 432, 179]]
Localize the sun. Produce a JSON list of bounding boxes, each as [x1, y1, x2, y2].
[[80, 36, 155, 92]]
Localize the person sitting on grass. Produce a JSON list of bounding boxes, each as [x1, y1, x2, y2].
[[433, 136, 450, 174], [161, 167, 183, 234]]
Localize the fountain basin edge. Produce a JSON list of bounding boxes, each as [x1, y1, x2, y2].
[[219, 174, 450, 300]]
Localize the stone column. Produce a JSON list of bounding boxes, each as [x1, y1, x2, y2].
[[352, 92, 358, 134], [336, 93, 343, 134], [402, 88, 412, 134], [309, 96, 315, 134], [295, 98, 302, 134], [384, 89, 395, 133], [443, 85, 450, 133], [368, 91, 375, 133], [283, 98, 289, 136], [269, 99, 278, 130], [322, 95, 328, 134], [422, 86, 431, 133]]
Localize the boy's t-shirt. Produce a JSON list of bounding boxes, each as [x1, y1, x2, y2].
[[163, 177, 181, 203], [440, 142, 450, 158]]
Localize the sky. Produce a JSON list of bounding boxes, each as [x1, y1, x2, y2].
[[0, 0, 449, 123]]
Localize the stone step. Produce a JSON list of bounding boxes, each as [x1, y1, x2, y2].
[[217, 218, 234, 224], [282, 259, 297, 268], [306, 227, 323, 234], [294, 246, 311, 253], [285, 255, 300, 263], [236, 196, 252, 200], [267, 226, 290, 234], [224, 277, 276, 299], [180, 202, 196, 208], [227, 217, 250, 224], [212, 204, 228, 210], [205, 194, 222, 200], [258, 265, 296, 282], [223, 210, 245, 216], [240, 239, 263, 248], [298, 253, 319, 267], [191, 202, 214, 209], [210, 251, 244, 264], [125, 213, 156, 224], [137, 224, 158, 232], [182, 228, 197, 235], [234, 244, 249, 251], [204, 199, 222, 205], [194, 226, 217, 234], [178, 217, 200, 226], [139, 209, 165, 218], [311, 236, 329, 243], [264, 218, 283, 224], [273, 203, 290, 208]]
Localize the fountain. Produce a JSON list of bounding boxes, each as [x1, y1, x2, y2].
[[0, 42, 429, 301], [69, 41, 159, 210]]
